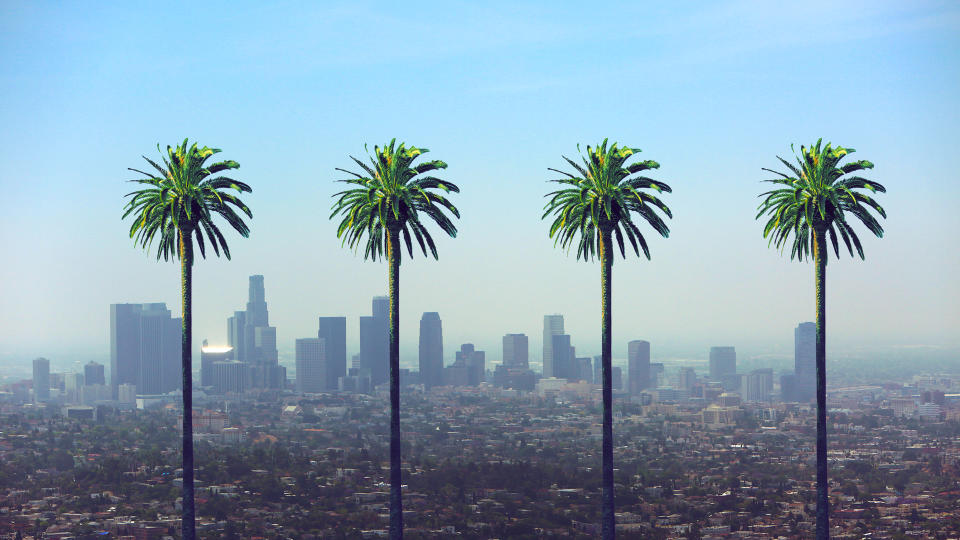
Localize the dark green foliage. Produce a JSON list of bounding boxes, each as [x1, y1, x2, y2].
[[331, 138, 459, 261], [123, 139, 252, 261], [756, 138, 885, 262], [543, 139, 671, 260]]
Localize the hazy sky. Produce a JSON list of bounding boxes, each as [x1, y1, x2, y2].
[[1, 1, 958, 370]]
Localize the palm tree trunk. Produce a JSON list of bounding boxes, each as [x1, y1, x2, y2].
[[386, 228, 404, 540], [814, 229, 829, 540], [599, 228, 615, 539], [179, 232, 196, 540]]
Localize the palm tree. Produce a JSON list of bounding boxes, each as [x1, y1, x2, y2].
[[122, 139, 252, 540], [543, 139, 672, 539], [331, 139, 460, 540], [756, 139, 885, 539]]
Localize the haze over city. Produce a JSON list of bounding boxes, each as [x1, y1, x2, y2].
[[2, 1, 958, 366]]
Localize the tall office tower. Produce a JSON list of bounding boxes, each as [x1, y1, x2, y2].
[[502, 334, 529, 369], [372, 296, 389, 319], [318, 317, 347, 391], [628, 340, 651, 394], [593, 355, 602, 386], [225, 276, 285, 389], [64, 373, 84, 404], [678, 367, 697, 391], [111, 303, 182, 397], [575, 357, 593, 383], [118, 383, 136, 405], [611, 366, 623, 391], [418, 312, 443, 389], [242, 276, 268, 365], [84, 361, 105, 386], [296, 338, 326, 393], [360, 296, 390, 387], [246, 275, 269, 326], [542, 314, 564, 377], [227, 311, 247, 362], [794, 322, 816, 402], [200, 344, 233, 387], [212, 361, 249, 394], [450, 343, 486, 386], [745, 368, 774, 402], [550, 334, 574, 380], [779, 373, 797, 402], [650, 363, 665, 387], [351, 353, 361, 369], [32, 357, 50, 402], [709, 346, 737, 380], [111, 303, 140, 398]]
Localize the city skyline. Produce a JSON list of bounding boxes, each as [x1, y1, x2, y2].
[[1, 3, 958, 363]]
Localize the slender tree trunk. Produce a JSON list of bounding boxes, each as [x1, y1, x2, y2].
[[599, 228, 616, 539], [179, 232, 196, 540], [386, 228, 404, 540], [814, 229, 829, 539]]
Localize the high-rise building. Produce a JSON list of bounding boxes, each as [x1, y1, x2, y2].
[[678, 367, 697, 391], [746, 368, 774, 402], [419, 312, 443, 389], [84, 361, 105, 386], [628, 340, 651, 394], [542, 314, 564, 377], [317, 317, 347, 391], [64, 373, 84, 404], [445, 344, 485, 386], [360, 296, 390, 387], [118, 383, 136, 406], [612, 366, 623, 391], [227, 311, 247, 362], [502, 334, 529, 369], [200, 344, 233, 387], [650, 363, 665, 388], [246, 275, 269, 326], [575, 357, 593, 383], [224, 276, 285, 390], [372, 296, 389, 319], [794, 322, 816, 402], [110, 303, 182, 397], [32, 357, 50, 402], [212, 361, 248, 394], [780, 373, 797, 402], [296, 338, 326, 393], [551, 334, 574, 380], [709, 346, 737, 381]]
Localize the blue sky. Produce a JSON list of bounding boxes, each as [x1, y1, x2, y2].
[[1, 1, 958, 370]]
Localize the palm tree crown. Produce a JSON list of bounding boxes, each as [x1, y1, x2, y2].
[[331, 138, 460, 261], [122, 139, 252, 259], [543, 139, 672, 259], [757, 138, 886, 261]]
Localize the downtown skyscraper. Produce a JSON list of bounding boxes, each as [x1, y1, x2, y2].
[[110, 303, 182, 397], [360, 296, 389, 387], [418, 312, 443, 389], [542, 314, 564, 377], [794, 321, 816, 402], [224, 275, 285, 390], [628, 340, 651, 395], [295, 338, 326, 393], [502, 334, 529, 370], [32, 357, 49, 402], [317, 317, 347, 391]]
